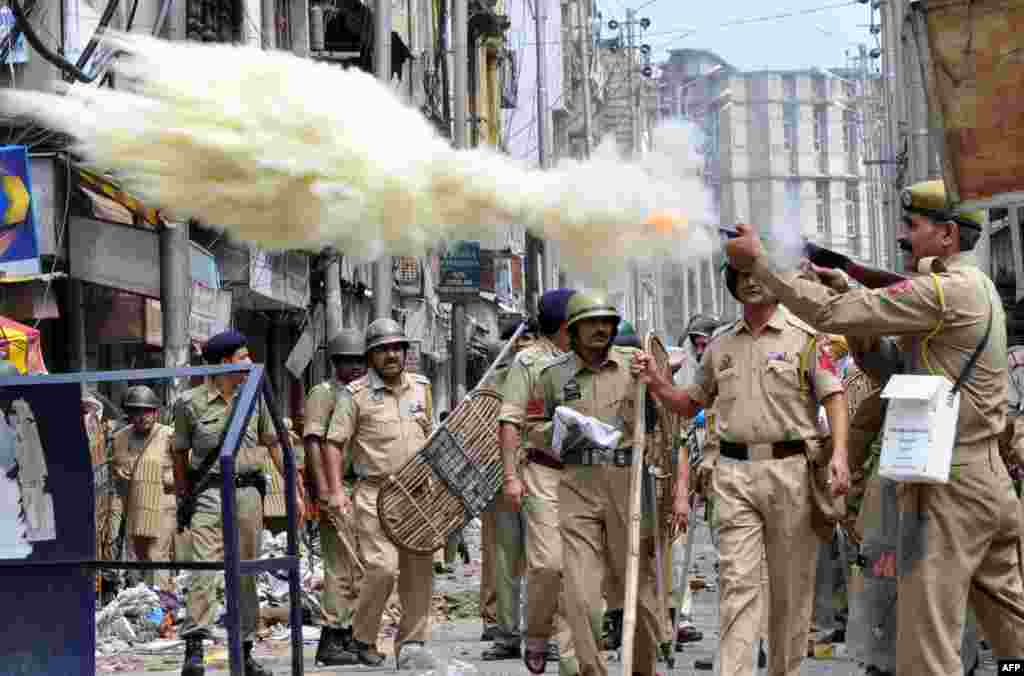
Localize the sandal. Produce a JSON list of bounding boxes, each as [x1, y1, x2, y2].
[[524, 640, 547, 675]]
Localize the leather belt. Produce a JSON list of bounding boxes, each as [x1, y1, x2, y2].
[[526, 449, 564, 471], [720, 440, 806, 462], [561, 447, 634, 467]]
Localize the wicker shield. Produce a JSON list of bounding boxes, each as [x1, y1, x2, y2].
[[127, 451, 166, 538], [378, 387, 503, 554], [646, 335, 681, 543]]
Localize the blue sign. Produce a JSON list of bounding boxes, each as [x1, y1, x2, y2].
[[0, 7, 28, 64], [438, 240, 481, 299], [0, 145, 41, 275]]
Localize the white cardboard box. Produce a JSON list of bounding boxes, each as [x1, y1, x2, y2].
[[878, 374, 960, 483]]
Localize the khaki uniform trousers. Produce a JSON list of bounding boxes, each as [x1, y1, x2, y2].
[[894, 441, 1024, 675], [714, 455, 818, 676], [351, 481, 433, 648], [492, 502, 525, 645], [480, 506, 499, 626], [523, 460, 576, 663], [561, 464, 660, 676], [319, 491, 363, 628], [179, 486, 264, 641]]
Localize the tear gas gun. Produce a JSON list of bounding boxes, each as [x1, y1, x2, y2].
[[717, 226, 908, 290]]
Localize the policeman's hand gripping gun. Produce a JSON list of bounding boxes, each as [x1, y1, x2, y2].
[[718, 226, 908, 290]]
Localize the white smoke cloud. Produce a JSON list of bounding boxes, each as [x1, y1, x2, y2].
[[2, 33, 718, 283]]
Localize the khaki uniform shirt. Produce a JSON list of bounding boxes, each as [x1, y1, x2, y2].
[[174, 380, 275, 474], [750, 252, 1007, 451], [304, 379, 353, 486], [532, 346, 641, 451], [687, 305, 844, 446], [499, 336, 565, 450], [326, 370, 433, 478]]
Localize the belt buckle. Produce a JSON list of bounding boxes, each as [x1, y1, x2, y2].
[[614, 449, 628, 466]]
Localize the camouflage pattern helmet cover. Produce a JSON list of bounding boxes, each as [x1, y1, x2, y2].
[[364, 318, 409, 353]]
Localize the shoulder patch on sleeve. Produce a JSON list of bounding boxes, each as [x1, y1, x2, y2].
[[539, 352, 573, 375], [346, 376, 369, 395]]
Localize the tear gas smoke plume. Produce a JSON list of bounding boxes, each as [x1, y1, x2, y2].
[[2, 34, 717, 281]]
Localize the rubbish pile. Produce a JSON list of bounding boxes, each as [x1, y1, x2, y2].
[[95, 584, 177, 656]]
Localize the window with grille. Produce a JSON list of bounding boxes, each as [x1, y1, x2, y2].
[[813, 75, 827, 99], [816, 182, 831, 236], [813, 106, 828, 153], [785, 179, 801, 224], [396, 256, 420, 286], [783, 103, 798, 151], [783, 75, 797, 100], [846, 182, 861, 255]]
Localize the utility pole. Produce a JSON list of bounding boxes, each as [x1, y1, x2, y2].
[[523, 0, 550, 318], [373, 0, 394, 320], [626, 8, 640, 159], [451, 0, 470, 405], [577, 0, 593, 158], [879, 0, 902, 271], [325, 249, 342, 340], [160, 221, 190, 404]]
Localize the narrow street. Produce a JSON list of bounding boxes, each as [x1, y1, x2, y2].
[[105, 519, 1003, 676]]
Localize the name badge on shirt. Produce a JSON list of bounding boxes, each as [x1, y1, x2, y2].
[[563, 380, 582, 402]]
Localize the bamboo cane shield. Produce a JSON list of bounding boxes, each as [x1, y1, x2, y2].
[[377, 387, 504, 554], [379, 324, 526, 555]]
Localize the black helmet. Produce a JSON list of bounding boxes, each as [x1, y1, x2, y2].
[[123, 385, 161, 410], [364, 318, 409, 353], [329, 329, 365, 359]]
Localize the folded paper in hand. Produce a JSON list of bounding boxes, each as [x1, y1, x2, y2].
[[551, 406, 623, 459]]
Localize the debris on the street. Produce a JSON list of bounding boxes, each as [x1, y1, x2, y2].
[[95, 584, 171, 653]]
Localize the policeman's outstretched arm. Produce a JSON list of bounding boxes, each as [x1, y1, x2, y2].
[[631, 353, 702, 419], [727, 223, 949, 337]]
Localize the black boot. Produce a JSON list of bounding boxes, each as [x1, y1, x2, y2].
[[607, 609, 624, 651], [180, 637, 205, 676], [243, 641, 272, 676], [316, 627, 359, 666], [669, 607, 677, 628], [351, 638, 386, 667]]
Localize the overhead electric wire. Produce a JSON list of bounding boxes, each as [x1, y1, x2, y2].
[[8, 0, 113, 82]]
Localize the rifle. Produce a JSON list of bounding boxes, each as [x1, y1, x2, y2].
[[176, 392, 260, 533], [718, 226, 908, 290]]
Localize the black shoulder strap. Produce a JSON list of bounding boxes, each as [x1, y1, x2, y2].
[[951, 293, 994, 398]]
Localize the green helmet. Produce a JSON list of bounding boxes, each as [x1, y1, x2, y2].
[[329, 328, 365, 359], [364, 318, 409, 353], [123, 385, 161, 410], [0, 360, 21, 377], [566, 291, 621, 329], [686, 315, 719, 339]]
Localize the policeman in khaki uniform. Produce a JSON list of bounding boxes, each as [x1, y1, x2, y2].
[[634, 267, 851, 676], [325, 318, 436, 668], [112, 385, 177, 590], [725, 180, 1024, 675], [499, 289, 578, 674], [175, 330, 303, 676], [526, 292, 663, 676], [304, 328, 367, 666], [480, 320, 536, 644]]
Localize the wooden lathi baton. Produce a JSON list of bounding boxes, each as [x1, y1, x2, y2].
[[620, 335, 650, 675], [718, 226, 908, 289]]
